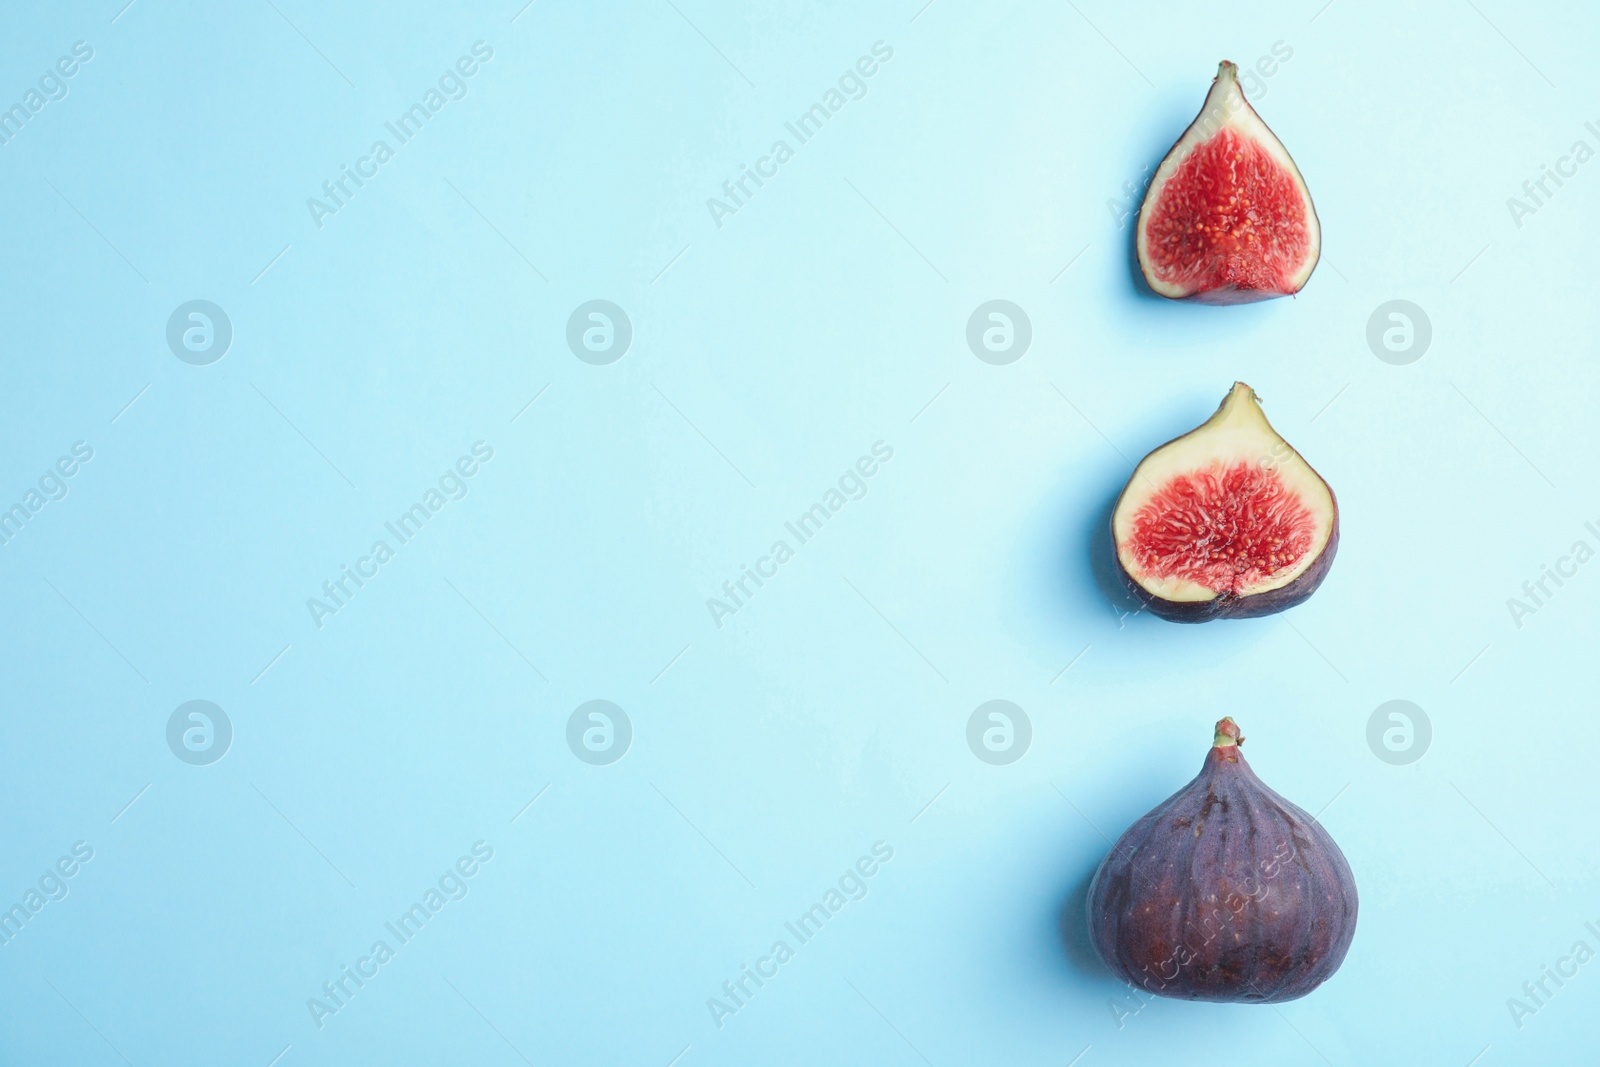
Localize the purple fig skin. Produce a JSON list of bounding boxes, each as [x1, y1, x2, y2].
[[1086, 718, 1357, 1003]]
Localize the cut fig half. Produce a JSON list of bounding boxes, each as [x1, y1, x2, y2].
[[1136, 61, 1320, 304], [1112, 383, 1337, 622]]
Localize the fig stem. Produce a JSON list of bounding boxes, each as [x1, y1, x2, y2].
[[1213, 717, 1243, 748]]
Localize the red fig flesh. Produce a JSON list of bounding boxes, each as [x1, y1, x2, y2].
[[1112, 382, 1338, 622], [1087, 718, 1358, 1003], [1137, 61, 1320, 303]]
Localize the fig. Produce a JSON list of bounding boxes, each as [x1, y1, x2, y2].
[[1086, 718, 1357, 1003], [1136, 61, 1320, 303], [1112, 382, 1337, 622]]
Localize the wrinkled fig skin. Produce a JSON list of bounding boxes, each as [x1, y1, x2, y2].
[[1114, 515, 1339, 623], [1184, 285, 1286, 308], [1086, 722, 1358, 1003]]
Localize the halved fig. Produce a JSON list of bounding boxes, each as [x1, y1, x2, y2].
[[1136, 61, 1320, 304], [1112, 383, 1337, 622]]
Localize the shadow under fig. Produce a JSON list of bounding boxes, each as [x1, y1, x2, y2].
[[1058, 864, 1111, 979], [1082, 475, 1147, 620]]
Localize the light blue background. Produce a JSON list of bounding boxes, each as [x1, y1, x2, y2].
[[1, 0, 1596, 1063]]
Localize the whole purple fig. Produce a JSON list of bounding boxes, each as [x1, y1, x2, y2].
[[1086, 717, 1357, 1003]]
